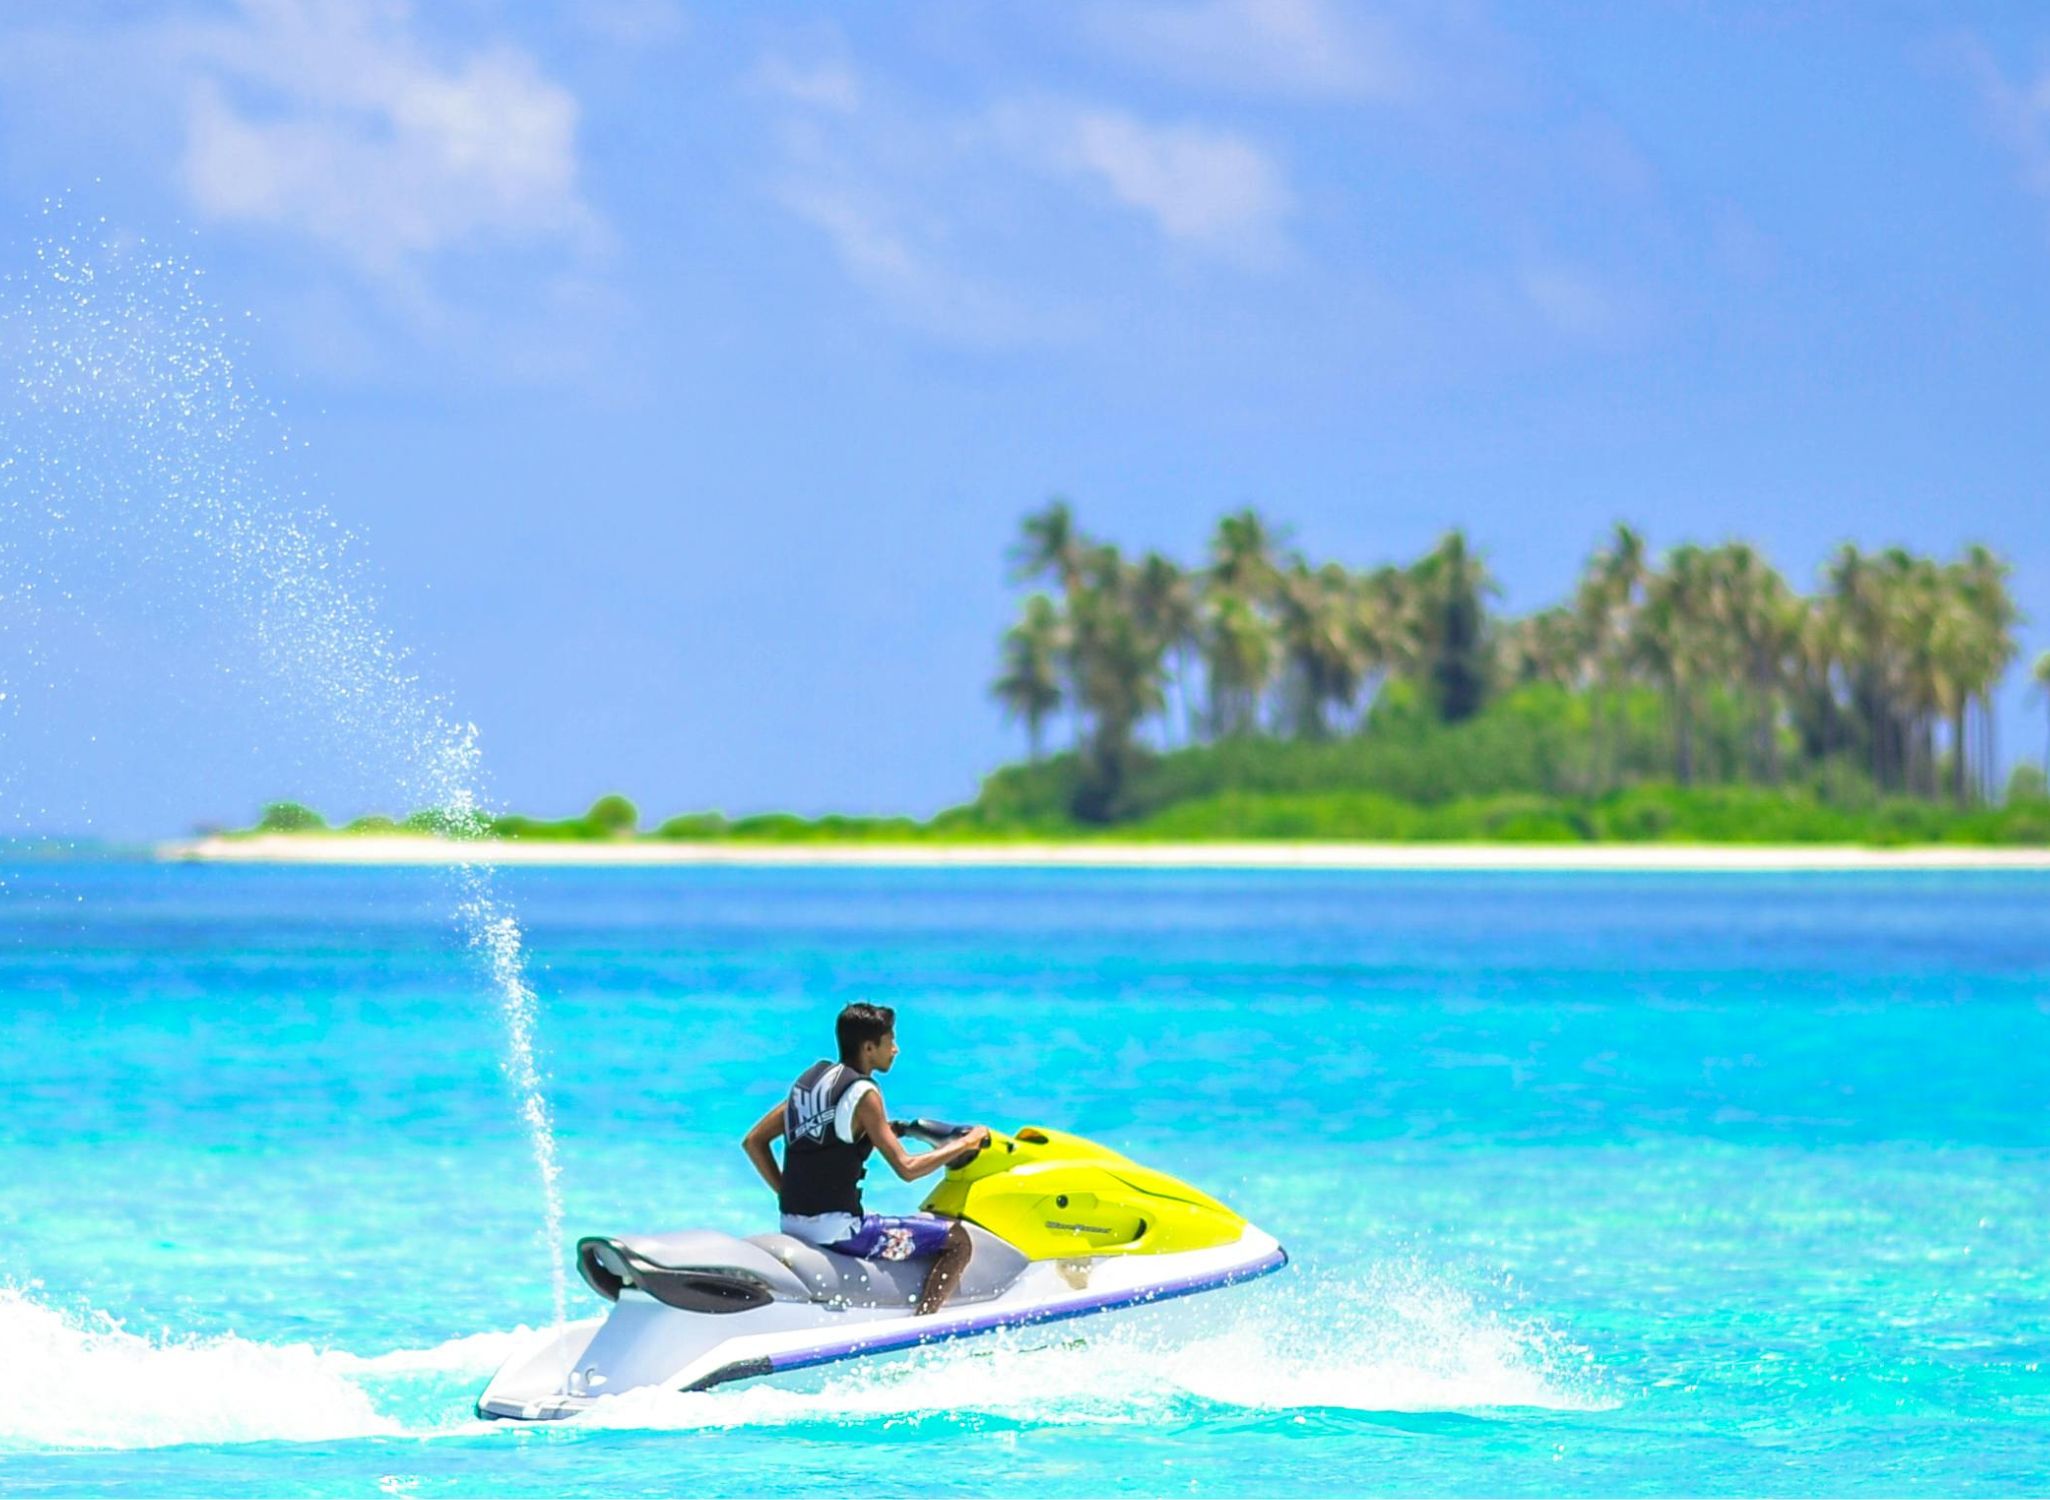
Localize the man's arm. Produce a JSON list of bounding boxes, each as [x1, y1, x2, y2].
[[742, 1103, 785, 1195], [855, 1090, 988, 1182]]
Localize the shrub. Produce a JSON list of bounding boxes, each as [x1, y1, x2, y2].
[[257, 801, 325, 833], [729, 813, 818, 840], [492, 814, 587, 841], [583, 794, 639, 837], [402, 807, 493, 838]]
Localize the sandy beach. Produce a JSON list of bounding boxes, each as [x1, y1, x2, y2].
[[158, 834, 2050, 871]]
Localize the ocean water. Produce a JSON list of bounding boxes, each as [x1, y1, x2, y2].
[[0, 859, 2044, 1496]]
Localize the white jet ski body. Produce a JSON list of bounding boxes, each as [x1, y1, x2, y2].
[[477, 1123, 1287, 1421]]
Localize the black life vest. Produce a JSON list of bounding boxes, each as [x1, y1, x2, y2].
[[779, 1059, 877, 1217]]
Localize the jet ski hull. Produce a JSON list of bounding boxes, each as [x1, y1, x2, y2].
[[477, 1226, 1285, 1421]]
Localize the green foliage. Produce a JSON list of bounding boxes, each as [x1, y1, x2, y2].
[[655, 812, 730, 840], [342, 814, 400, 835], [490, 814, 589, 841], [584, 794, 639, 837], [257, 801, 326, 832], [995, 507, 2025, 810], [1121, 780, 2050, 845], [401, 807, 493, 838], [725, 813, 927, 842], [969, 685, 1669, 823]]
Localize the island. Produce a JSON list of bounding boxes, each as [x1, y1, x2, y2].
[[167, 510, 2050, 869]]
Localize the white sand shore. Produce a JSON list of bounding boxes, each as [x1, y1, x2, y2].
[[159, 834, 2050, 871]]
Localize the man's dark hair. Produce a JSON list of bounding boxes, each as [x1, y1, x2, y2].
[[837, 1002, 895, 1064]]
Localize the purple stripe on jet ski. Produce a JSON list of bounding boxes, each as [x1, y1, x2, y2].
[[737, 1245, 1288, 1384]]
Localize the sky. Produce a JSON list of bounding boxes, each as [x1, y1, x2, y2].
[[3, 1, 2050, 837]]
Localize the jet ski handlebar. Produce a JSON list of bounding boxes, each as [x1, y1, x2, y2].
[[893, 1118, 1015, 1168]]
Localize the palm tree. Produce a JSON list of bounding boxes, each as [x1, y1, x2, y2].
[[1202, 589, 1275, 737], [1825, 545, 1877, 786], [1926, 593, 1979, 805], [1786, 593, 1846, 789], [1009, 498, 1087, 592], [1893, 550, 1956, 799], [1827, 544, 1918, 794], [989, 503, 2027, 810], [1201, 510, 1285, 736], [1064, 561, 1166, 821], [1953, 544, 2019, 800], [1498, 606, 1585, 691], [992, 594, 1066, 761], [1350, 564, 1420, 724], [1130, 551, 1199, 745], [1209, 509, 1286, 600], [1710, 542, 1794, 783], [1274, 561, 1365, 738], [1409, 530, 1494, 722], [2033, 651, 2050, 781], [1574, 524, 1648, 790], [1632, 544, 1720, 784]]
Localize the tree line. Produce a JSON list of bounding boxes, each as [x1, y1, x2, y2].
[[993, 500, 2043, 821]]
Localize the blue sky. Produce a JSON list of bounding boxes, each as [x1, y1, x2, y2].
[[4, 1, 2050, 836]]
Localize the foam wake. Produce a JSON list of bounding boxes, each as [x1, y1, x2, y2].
[[0, 1286, 515, 1451], [0, 1265, 1603, 1450], [572, 1262, 1607, 1432]]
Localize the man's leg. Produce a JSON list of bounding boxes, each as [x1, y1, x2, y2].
[[916, 1221, 973, 1316]]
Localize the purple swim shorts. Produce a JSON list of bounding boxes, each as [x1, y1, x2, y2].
[[827, 1213, 956, 1262]]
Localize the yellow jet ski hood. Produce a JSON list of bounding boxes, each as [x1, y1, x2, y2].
[[914, 1123, 1249, 1261]]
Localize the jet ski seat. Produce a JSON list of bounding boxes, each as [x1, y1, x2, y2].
[[576, 1226, 1031, 1314], [578, 1231, 815, 1311], [748, 1225, 1028, 1309]]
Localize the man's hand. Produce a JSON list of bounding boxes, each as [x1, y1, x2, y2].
[[952, 1125, 991, 1156], [928, 1123, 990, 1171], [860, 1094, 993, 1182]]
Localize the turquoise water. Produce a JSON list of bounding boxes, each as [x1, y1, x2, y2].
[[0, 860, 2045, 1495]]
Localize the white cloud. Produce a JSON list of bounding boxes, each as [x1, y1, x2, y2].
[[754, 47, 1288, 345], [1517, 263, 1618, 339], [770, 143, 1076, 347], [1513, 261, 1652, 345], [575, 0, 688, 49], [751, 54, 1088, 346], [170, 0, 598, 283], [754, 54, 861, 113], [1084, 0, 1417, 103], [998, 103, 1292, 262], [1959, 40, 2050, 207]]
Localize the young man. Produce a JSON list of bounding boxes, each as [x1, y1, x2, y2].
[[742, 1002, 990, 1316]]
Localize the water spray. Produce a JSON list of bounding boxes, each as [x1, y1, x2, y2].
[[0, 211, 568, 1324]]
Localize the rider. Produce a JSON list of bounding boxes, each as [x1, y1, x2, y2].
[[741, 1002, 989, 1315]]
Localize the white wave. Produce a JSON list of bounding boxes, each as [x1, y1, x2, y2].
[[0, 1265, 1604, 1451], [330, 1327, 532, 1378], [0, 1285, 399, 1451], [0, 1286, 523, 1451], [570, 1263, 1608, 1433]]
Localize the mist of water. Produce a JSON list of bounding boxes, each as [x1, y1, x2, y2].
[[0, 211, 567, 1322], [0, 1264, 1602, 1451]]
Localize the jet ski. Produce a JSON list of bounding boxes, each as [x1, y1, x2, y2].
[[477, 1122, 1287, 1420]]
